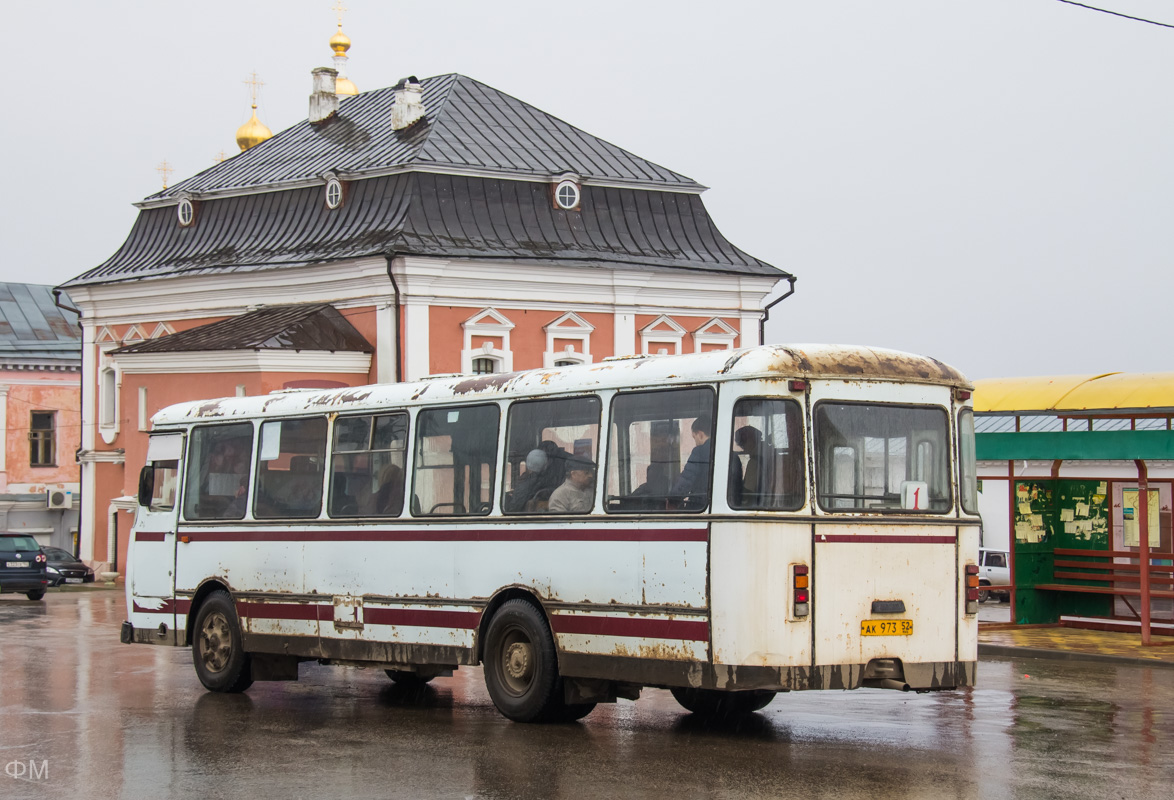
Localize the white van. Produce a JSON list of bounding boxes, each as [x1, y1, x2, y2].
[[978, 548, 1010, 602]]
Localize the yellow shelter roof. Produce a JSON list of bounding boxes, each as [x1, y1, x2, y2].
[[974, 373, 1174, 414]]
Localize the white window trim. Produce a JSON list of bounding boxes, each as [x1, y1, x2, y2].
[[640, 314, 686, 356], [97, 347, 120, 444], [461, 308, 514, 374], [693, 317, 739, 352], [542, 311, 595, 368]]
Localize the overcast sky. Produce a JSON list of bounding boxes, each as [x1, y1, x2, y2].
[[3, 0, 1171, 379]]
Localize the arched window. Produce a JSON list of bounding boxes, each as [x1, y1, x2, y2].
[[472, 357, 497, 375], [99, 367, 117, 428]]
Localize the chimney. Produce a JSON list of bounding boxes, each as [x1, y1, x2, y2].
[[390, 76, 426, 130], [310, 67, 340, 123]]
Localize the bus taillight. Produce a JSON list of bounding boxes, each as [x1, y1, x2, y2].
[[965, 564, 979, 614], [794, 564, 809, 617]]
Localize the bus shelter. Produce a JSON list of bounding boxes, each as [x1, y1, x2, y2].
[[973, 373, 1174, 645]]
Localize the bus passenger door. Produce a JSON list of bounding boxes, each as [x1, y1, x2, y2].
[[128, 433, 184, 639]]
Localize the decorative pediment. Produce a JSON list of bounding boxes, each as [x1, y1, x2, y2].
[[640, 315, 686, 335], [122, 325, 146, 343], [95, 326, 119, 344], [149, 322, 176, 339], [544, 311, 594, 333], [694, 317, 738, 337], [462, 307, 515, 330]]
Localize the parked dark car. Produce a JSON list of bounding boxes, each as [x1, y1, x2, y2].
[[0, 533, 49, 600], [41, 546, 96, 587]]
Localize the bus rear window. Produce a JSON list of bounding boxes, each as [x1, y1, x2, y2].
[[814, 402, 950, 512], [412, 405, 500, 516]]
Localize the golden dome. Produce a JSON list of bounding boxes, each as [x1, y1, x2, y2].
[[335, 76, 359, 96], [235, 106, 272, 152], [330, 28, 351, 55]]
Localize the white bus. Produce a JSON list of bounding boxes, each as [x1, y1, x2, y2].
[[122, 343, 981, 722]]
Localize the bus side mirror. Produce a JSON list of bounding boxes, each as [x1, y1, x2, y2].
[[138, 465, 155, 507]]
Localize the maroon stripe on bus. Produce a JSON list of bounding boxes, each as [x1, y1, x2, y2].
[[550, 613, 710, 642], [817, 535, 957, 544], [236, 601, 325, 622], [180, 528, 708, 544], [136, 532, 167, 542], [132, 598, 192, 615], [364, 608, 481, 629]]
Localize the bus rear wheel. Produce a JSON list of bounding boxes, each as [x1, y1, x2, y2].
[[192, 590, 253, 693], [670, 687, 776, 718], [482, 599, 567, 722]]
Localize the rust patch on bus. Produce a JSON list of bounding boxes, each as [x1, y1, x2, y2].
[[307, 390, 373, 407], [451, 373, 517, 394], [609, 641, 695, 661], [189, 401, 226, 418], [766, 345, 970, 387]]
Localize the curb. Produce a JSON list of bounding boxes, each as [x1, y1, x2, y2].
[[979, 642, 1174, 670]]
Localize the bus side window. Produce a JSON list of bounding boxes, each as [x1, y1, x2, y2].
[[605, 387, 715, 513], [253, 417, 328, 520], [412, 405, 500, 516], [329, 413, 408, 517], [182, 423, 254, 521], [502, 396, 601, 514], [729, 398, 805, 511], [149, 460, 180, 511]]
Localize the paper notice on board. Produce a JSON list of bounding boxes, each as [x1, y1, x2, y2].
[[1122, 489, 1160, 547], [1076, 502, 1090, 517], [1017, 486, 1030, 500], [1097, 482, 1108, 494], [1060, 508, 1074, 522], [1093, 494, 1106, 505], [1064, 521, 1077, 534], [1018, 502, 1032, 516], [1031, 514, 1044, 527], [1015, 521, 1033, 541]]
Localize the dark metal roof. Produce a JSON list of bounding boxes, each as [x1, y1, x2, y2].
[[109, 303, 372, 355], [147, 74, 701, 202], [0, 284, 81, 367], [65, 173, 784, 288]]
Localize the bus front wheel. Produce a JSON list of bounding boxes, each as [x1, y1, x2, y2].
[[483, 599, 566, 722], [192, 590, 254, 693], [671, 687, 776, 718]]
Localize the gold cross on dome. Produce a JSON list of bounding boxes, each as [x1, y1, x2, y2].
[[243, 71, 265, 106], [332, 0, 347, 27], [155, 159, 174, 189], [214, 150, 227, 164]]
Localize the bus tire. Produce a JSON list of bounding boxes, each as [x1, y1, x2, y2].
[[670, 687, 776, 718], [385, 669, 436, 686], [192, 590, 253, 693], [483, 599, 562, 723]]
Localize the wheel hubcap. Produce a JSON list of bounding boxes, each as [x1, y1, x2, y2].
[[199, 611, 232, 673], [499, 631, 535, 695]]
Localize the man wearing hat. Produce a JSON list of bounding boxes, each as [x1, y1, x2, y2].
[[548, 456, 596, 513]]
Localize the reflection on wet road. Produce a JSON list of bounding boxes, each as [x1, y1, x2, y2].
[[2, 592, 1171, 799]]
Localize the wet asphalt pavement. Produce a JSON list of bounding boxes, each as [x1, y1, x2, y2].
[[1, 591, 1171, 800]]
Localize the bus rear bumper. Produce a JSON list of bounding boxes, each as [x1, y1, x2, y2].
[[559, 652, 976, 693]]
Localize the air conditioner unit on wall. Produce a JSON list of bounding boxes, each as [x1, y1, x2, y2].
[[47, 490, 72, 510]]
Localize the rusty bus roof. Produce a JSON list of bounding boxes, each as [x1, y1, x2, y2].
[[151, 343, 971, 427]]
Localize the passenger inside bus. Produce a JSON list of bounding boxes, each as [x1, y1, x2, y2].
[[669, 416, 713, 509], [505, 442, 568, 512], [733, 425, 765, 506], [547, 457, 595, 513]]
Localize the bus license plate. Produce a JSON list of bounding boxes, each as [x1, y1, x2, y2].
[[861, 619, 913, 636]]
